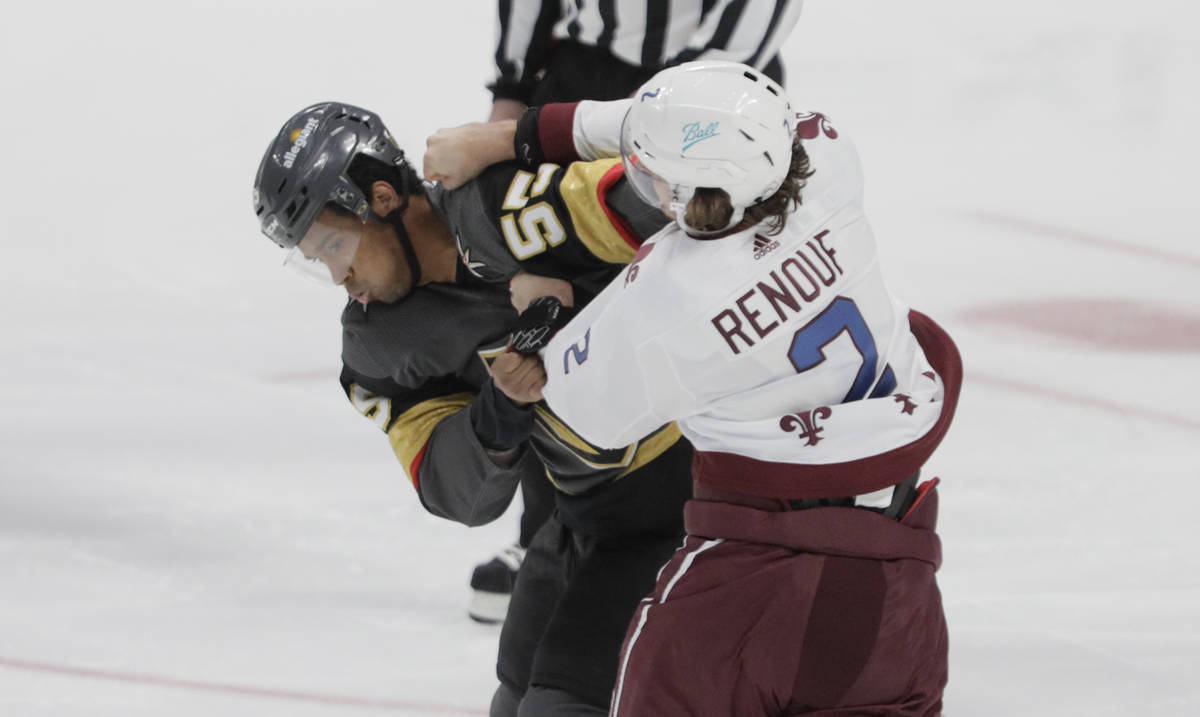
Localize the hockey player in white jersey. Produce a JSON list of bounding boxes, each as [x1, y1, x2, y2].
[[425, 60, 963, 716]]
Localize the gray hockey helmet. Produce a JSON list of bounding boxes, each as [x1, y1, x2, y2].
[[252, 102, 407, 250]]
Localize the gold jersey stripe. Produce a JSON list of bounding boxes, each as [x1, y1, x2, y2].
[[534, 405, 636, 466], [387, 393, 475, 486], [535, 403, 683, 478], [542, 422, 684, 491], [558, 158, 640, 265], [616, 422, 683, 479]]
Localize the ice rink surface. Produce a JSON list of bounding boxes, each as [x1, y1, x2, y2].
[[2, 1, 1197, 714]]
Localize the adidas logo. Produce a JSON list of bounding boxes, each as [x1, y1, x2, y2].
[[753, 234, 780, 260]]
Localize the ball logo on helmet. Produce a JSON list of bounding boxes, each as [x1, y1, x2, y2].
[[282, 117, 321, 169], [681, 121, 720, 152]]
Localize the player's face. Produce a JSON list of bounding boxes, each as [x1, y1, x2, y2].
[[292, 208, 361, 285], [298, 208, 411, 305]]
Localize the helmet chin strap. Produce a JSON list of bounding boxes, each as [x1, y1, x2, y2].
[[382, 207, 421, 290], [384, 152, 421, 291]]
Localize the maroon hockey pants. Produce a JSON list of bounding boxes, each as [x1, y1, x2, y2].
[[610, 486, 947, 716]]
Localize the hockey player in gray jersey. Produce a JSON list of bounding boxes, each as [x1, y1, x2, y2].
[[252, 102, 690, 717]]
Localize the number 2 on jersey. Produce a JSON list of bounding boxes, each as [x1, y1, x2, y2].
[[787, 296, 896, 402]]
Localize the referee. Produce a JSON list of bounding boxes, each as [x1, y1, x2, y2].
[[488, 0, 805, 120]]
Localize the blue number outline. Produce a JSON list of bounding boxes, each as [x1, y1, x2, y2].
[[787, 296, 895, 402]]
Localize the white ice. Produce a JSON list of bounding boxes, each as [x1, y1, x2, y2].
[[2, 1, 1198, 714]]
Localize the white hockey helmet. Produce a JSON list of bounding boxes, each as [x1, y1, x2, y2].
[[620, 60, 795, 235]]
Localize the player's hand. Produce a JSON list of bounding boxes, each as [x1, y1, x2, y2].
[[510, 296, 577, 355], [492, 349, 546, 405], [510, 272, 573, 314], [424, 120, 517, 190]]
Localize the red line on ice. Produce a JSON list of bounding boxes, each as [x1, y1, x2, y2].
[[960, 298, 1200, 353], [0, 657, 488, 715]]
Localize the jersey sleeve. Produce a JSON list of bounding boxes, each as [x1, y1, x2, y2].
[[540, 269, 677, 449], [570, 100, 630, 161], [533, 99, 629, 164], [340, 365, 539, 527]]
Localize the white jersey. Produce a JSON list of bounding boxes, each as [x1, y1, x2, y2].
[[542, 107, 949, 494]]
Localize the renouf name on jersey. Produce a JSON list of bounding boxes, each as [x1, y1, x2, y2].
[[710, 230, 844, 355], [282, 118, 320, 169]]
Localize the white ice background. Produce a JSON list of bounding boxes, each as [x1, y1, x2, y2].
[[1, 1, 1198, 714]]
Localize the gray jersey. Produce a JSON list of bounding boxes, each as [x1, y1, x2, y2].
[[338, 158, 682, 527]]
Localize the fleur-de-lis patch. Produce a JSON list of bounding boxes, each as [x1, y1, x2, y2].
[[780, 407, 833, 446], [794, 111, 838, 140]]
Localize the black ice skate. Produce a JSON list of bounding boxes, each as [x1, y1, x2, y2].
[[468, 544, 525, 624]]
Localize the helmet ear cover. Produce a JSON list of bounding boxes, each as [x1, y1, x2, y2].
[[620, 136, 748, 236]]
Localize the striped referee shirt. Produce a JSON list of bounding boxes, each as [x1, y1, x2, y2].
[[494, 0, 804, 100]]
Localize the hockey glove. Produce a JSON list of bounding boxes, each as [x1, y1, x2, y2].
[[510, 295, 577, 355]]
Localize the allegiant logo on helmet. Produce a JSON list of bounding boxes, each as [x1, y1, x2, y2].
[[282, 117, 321, 169]]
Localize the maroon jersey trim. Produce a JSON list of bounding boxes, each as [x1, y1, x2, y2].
[[538, 102, 581, 164], [692, 310, 962, 499]]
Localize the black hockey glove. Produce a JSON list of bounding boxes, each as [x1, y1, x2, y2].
[[510, 296, 577, 355]]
